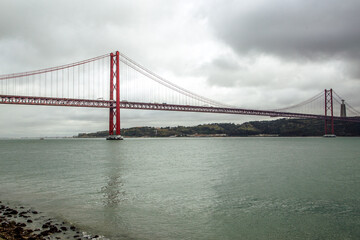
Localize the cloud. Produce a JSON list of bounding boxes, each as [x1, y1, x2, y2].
[[199, 0, 360, 108], [207, 0, 360, 61], [205, 0, 360, 84], [0, 0, 359, 137], [0, 0, 224, 137]]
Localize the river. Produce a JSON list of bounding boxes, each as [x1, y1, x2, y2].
[[0, 137, 359, 239]]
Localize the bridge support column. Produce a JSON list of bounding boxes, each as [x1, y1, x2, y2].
[[324, 89, 335, 137], [107, 51, 123, 140]]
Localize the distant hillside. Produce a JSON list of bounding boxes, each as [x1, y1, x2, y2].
[[76, 118, 360, 138]]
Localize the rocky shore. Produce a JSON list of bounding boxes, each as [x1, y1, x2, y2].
[[0, 201, 104, 240]]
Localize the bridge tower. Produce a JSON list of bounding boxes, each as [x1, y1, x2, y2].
[[107, 51, 123, 140], [340, 100, 347, 117], [324, 89, 335, 136]]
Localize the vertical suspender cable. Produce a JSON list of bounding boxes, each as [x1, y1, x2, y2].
[[93, 61, 95, 99], [44, 73, 46, 97], [72, 66, 74, 98], [88, 63, 90, 99], [98, 59, 100, 99], [88, 62, 90, 99], [62, 69, 64, 98], [57, 70, 58, 98], [67, 67, 69, 98], [83, 64, 85, 99], [78, 65, 80, 98], [51, 71, 53, 97]]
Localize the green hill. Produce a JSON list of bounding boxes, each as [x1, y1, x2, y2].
[[76, 118, 360, 138]]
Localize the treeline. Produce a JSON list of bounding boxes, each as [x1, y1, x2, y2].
[[76, 118, 360, 138]]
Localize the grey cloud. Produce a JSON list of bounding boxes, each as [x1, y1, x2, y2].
[[0, 0, 171, 71], [207, 0, 360, 62], [199, 0, 360, 106], [195, 54, 246, 87], [198, 54, 334, 90], [1, 0, 231, 137], [1, 0, 359, 137], [212, 57, 241, 71]]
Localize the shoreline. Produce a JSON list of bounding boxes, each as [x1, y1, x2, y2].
[[0, 201, 104, 240]]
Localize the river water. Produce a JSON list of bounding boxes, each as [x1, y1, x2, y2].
[[0, 137, 359, 239]]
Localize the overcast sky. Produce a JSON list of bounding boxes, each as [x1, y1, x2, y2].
[[0, 0, 359, 137]]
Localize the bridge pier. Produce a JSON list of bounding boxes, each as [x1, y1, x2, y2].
[[106, 135, 123, 140], [107, 51, 123, 140]]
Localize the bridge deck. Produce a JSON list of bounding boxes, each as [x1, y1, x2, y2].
[[0, 95, 359, 122]]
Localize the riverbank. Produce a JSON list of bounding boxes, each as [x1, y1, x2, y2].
[[75, 119, 360, 138], [0, 201, 103, 240]]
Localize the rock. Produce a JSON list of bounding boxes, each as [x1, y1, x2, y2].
[[49, 225, 59, 233], [16, 222, 26, 227], [60, 226, 67, 231], [40, 230, 50, 236], [1, 222, 9, 227], [7, 209, 18, 215], [70, 226, 76, 231], [32, 211, 38, 214], [14, 233, 22, 239], [27, 219, 33, 223], [42, 223, 50, 229], [13, 226, 23, 234]]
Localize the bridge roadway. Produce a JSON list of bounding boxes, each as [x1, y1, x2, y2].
[[1, 94, 359, 122]]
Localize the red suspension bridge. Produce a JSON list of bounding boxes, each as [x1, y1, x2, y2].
[[0, 51, 359, 139]]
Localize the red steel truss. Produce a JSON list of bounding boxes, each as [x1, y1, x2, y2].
[[1, 94, 359, 122], [0, 95, 112, 108], [324, 89, 334, 135], [109, 51, 121, 136]]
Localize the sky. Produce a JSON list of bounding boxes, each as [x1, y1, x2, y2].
[[0, 0, 359, 137]]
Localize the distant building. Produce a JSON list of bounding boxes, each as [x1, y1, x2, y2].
[[340, 100, 346, 117]]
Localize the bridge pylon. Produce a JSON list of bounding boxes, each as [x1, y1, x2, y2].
[[107, 51, 123, 140], [324, 89, 335, 137]]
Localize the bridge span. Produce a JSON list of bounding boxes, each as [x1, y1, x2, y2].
[[1, 51, 359, 138]]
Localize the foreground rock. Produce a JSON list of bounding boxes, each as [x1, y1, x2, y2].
[[0, 202, 104, 239], [0, 217, 44, 240]]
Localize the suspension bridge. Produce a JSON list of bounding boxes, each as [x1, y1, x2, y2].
[[0, 51, 359, 139]]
